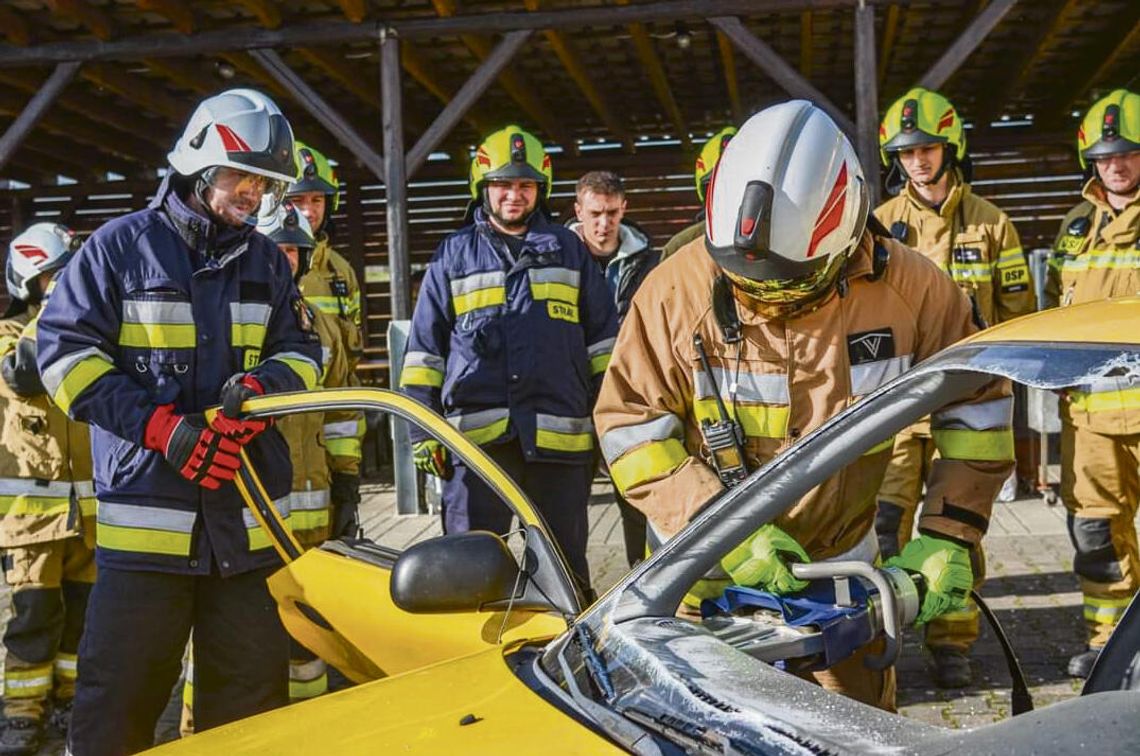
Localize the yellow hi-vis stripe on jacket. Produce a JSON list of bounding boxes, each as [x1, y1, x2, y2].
[[322, 418, 362, 460], [288, 489, 330, 533], [119, 300, 197, 349], [587, 337, 615, 376], [0, 479, 95, 518], [267, 351, 321, 391], [692, 367, 790, 439], [41, 346, 115, 415], [96, 501, 196, 557], [931, 396, 1015, 461], [243, 496, 293, 551], [4, 663, 53, 699], [450, 271, 506, 316], [602, 413, 689, 494], [446, 407, 510, 445], [527, 267, 580, 303], [535, 414, 594, 453], [399, 350, 445, 388], [229, 301, 272, 349], [1069, 377, 1140, 416]]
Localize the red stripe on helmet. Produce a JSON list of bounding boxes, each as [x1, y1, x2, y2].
[[806, 163, 848, 259], [936, 108, 955, 133], [541, 154, 551, 171], [216, 124, 251, 152], [704, 160, 720, 233], [13, 244, 48, 263], [476, 146, 491, 169]]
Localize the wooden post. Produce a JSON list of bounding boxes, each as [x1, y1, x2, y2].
[[710, 16, 856, 136], [405, 29, 532, 177], [249, 48, 387, 181], [0, 61, 80, 173], [854, 1, 880, 208], [381, 29, 411, 323]]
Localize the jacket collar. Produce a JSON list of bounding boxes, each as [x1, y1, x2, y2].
[[153, 174, 255, 266], [902, 170, 968, 219], [474, 207, 563, 256], [1082, 178, 1140, 245], [566, 221, 651, 265]]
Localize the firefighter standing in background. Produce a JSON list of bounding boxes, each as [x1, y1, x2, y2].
[[285, 142, 364, 538], [1045, 89, 1140, 679], [594, 101, 1015, 711], [35, 89, 322, 754], [400, 125, 618, 595], [873, 87, 1036, 688], [255, 199, 359, 701], [661, 126, 736, 260], [0, 224, 91, 755]]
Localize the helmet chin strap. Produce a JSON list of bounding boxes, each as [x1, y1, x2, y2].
[[896, 145, 954, 189]]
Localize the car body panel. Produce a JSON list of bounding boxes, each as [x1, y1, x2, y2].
[[151, 644, 621, 754], [965, 296, 1139, 344]]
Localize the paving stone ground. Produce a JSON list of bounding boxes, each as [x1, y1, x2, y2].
[[5, 473, 1134, 753]]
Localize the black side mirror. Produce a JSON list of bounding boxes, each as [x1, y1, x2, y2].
[[390, 531, 521, 613]]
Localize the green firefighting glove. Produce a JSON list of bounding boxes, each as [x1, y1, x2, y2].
[[412, 439, 453, 480], [884, 534, 973, 626], [720, 523, 810, 595]]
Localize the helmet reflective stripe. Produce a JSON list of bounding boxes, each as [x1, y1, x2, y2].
[[6, 222, 78, 302], [1078, 89, 1140, 169], [705, 100, 868, 286], [695, 126, 737, 202], [879, 87, 965, 166], [287, 141, 341, 212], [168, 88, 298, 184], [468, 125, 553, 200]]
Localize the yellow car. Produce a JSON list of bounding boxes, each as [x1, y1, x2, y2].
[[153, 298, 1140, 754]]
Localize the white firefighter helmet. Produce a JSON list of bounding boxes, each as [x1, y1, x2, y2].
[[256, 195, 315, 250], [5, 222, 79, 302], [168, 89, 299, 186], [705, 100, 868, 314]]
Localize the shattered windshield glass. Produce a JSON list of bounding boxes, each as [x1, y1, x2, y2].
[[926, 342, 1140, 390]]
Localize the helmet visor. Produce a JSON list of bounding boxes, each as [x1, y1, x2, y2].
[[202, 166, 288, 227]]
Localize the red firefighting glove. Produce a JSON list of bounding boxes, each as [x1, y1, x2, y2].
[[144, 404, 242, 490], [211, 373, 272, 445]]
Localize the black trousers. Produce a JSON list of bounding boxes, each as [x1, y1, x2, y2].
[[68, 565, 288, 756]]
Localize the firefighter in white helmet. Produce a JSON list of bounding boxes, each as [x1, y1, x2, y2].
[[0, 223, 90, 755], [594, 100, 1014, 710]]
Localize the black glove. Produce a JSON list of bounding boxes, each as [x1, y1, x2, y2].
[[330, 472, 362, 539], [1, 338, 46, 397], [211, 373, 272, 445]]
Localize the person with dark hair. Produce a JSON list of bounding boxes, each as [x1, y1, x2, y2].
[[567, 170, 658, 566]]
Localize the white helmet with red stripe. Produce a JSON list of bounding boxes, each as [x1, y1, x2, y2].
[[6, 222, 79, 302], [168, 88, 298, 186], [705, 100, 868, 312]]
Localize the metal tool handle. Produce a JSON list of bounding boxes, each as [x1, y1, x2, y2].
[[791, 561, 901, 671]]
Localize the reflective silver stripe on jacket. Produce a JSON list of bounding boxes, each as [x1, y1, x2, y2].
[[693, 367, 789, 404], [450, 271, 506, 298], [242, 496, 292, 529], [587, 337, 616, 359], [447, 407, 509, 432], [322, 420, 359, 440], [527, 267, 580, 288], [122, 300, 194, 325], [535, 414, 593, 434], [600, 414, 684, 464], [229, 302, 272, 326], [73, 481, 96, 498], [41, 346, 114, 398], [268, 351, 321, 372], [0, 478, 73, 497], [932, 397, 1014, 430], [850, 355, 913, 397], [403, 351, 445, 371], [289, 489, 330, 511], [97, 502, 196, 534], [1080, 376, 1135, 395]]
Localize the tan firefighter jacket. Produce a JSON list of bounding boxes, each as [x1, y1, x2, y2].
[[279, 306, 359, 549], [0, 305, 95, 549], [875, 174, 1036, 328], [594, 233, 1014, 556], [1045, 180, 1140, 435]]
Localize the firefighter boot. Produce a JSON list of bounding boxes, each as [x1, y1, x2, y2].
[[930, 647, 972, 688], [1067, 647, 1102, 679], [0, 718, 42, 756]]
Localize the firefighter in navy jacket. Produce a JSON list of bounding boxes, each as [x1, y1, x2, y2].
[[35, 89, 320, 754], [400, 126, 618, 594]]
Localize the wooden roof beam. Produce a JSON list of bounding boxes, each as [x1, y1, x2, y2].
[[1059, 12, 1140, 121], [614, 0, 690, 149], [136, 0, 196, 34], [523, 0, 632, 148], [917, 0, 1018, 90], [234, 0, 282, 30], [716, 30, 743, 124], [430, 0, 572, 148], [82, 63, 190, 123], [799, 10, 812, 78], [336, 0, 368, 23], [400, 44, 493, 135], [877, 3, 900, 88], [45, 0, 116, 41], [0, 62, 79, 175], [710, 16, 856, 135], [0, 6, 32, 46]]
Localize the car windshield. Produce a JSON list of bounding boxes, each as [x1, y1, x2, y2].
[[539, 339, 1140, 752]]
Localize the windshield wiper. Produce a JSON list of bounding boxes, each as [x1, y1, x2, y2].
[[573, 623, 616, 702], [622, 707, 754, 756]]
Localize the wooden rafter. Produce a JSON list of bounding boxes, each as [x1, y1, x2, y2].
[[21, 132, 139, 180], [142, 58, 214, 94], [296, 47, 431, 135], [614, 0, 689, 149], [45, 0, 116, 41], [13, 142, 99, 181], [136, 0, 195, 34], [431, 0, 571, 147], [400, 44, 493, 135], [336, 0, 368, 23], [523, 0, 630, 145], [917, 0, 1017, 91], [0, 6, 32, 46], [1061, 13, 1140, 120], [83, 63, 189, 123], [716, 30, 742, 123], [983, 0, 1081, 122], [233, 0, 282, 30], [877, 3, 900, 88], [799, 10, 812, 78]]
